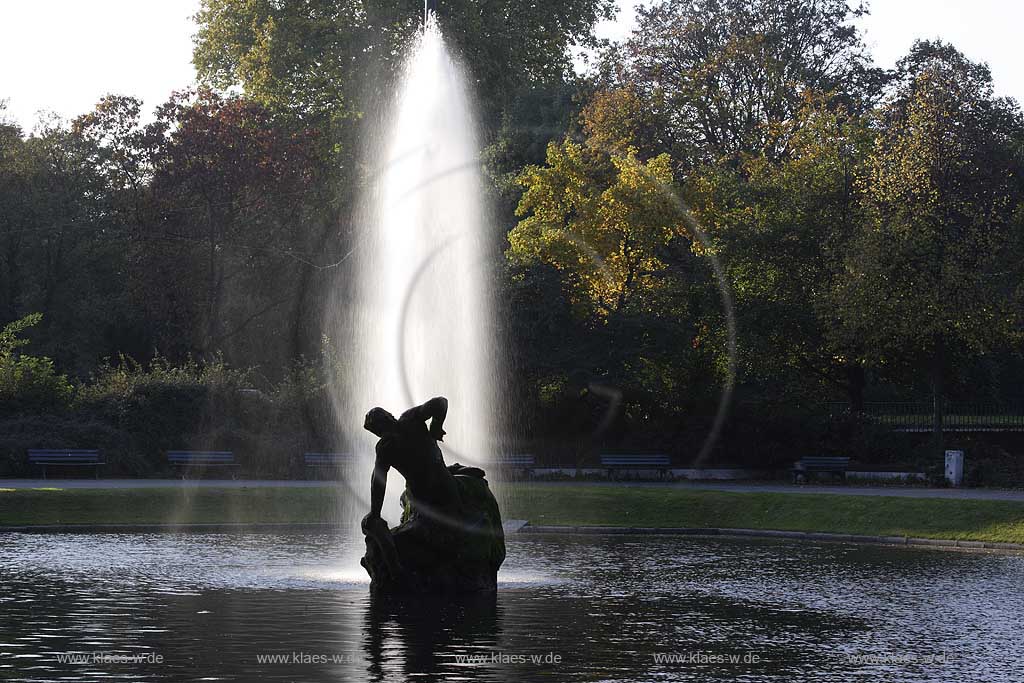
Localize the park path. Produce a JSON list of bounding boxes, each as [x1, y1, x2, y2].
[[2, 478, 1024, 501]]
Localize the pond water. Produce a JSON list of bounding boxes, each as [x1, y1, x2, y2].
[[0, 532, 1021, 682]]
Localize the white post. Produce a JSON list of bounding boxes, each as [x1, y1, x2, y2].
[[944, 450, 964, 487]]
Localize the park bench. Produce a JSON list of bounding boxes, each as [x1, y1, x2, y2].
[[27, 449, 103, 479], [600, 453, 671, 480], [303, 452, 355, 479], [167, 451, 238, 479], [792, 456, 850, 483], [496, 454, 536, 479]]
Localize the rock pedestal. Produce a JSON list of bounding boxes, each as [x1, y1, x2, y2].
[[361, 473, 505, 593]]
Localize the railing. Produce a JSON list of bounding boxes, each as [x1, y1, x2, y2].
[[824, 402, 1024, 432]]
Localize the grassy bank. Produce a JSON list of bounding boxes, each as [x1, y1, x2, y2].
[[0, 487, 341, 526], [501, 484, 1024, 544], [1, 484, 1023, 544]]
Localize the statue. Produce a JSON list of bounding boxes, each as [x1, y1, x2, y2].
[[360, 397, 505, 593]]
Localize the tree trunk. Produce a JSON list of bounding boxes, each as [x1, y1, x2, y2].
[[845, 364, 866, 414], [931, 336, 945, 457]]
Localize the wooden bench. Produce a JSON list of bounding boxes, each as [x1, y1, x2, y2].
[[792, 456, 850, 483], [303, 452, 355, 479], [600, 454, 671, 480], [496, 454, 536, 479], [27, 449, 103, 479], [167, 451, 238, 479]]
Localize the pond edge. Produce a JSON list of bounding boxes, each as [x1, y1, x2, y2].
[[519, 525, 1024, 553]]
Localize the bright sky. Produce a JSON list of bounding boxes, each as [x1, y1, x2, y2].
[[1, 0, 1022, 132]]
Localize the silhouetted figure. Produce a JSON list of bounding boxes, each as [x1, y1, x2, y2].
[[362, 397, 458, 528], [360, 397, 504, 593]]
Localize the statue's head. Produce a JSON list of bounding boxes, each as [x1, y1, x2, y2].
[[364, 407, 398, 437]]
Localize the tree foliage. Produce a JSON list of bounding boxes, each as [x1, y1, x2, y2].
[[691, 100, 873, 405], [0, 314, 73, 414], [606, 0, 886, 167], [510, 141, 686, 319], [838, 41, 1024, 371], [3, 3, 1024, 467], [192, 0, 616, 124]]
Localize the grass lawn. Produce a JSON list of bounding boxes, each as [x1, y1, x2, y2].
[[0, 487, 343, 526], [498, 484, 1024, 544], [1, 483, 1023, 544]]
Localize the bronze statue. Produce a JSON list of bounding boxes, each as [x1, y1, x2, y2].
[[360, 397, 504, 593]]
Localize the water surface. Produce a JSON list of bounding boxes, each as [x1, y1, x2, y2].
[[1, 532, 1021, 681]]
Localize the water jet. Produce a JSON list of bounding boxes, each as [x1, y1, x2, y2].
[[331, 2, 498, 541]]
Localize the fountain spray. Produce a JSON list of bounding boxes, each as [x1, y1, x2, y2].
[[425, 0, 437, 22], [331, 4, 498, 542]]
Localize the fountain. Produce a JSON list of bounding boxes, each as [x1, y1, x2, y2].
[[328, 5, 501, 575]]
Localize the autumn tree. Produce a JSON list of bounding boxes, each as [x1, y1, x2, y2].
[[838, 41, 1024, 447], [142, 90, 323, 364], [690, 101, 874, 408], [510, 142, 684, 319], [507, 134, 712, 439]]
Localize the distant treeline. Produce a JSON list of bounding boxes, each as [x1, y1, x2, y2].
[[2, 0, 1023, 471]]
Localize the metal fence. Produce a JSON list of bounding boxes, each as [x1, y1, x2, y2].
[[824, 402, 1024, 432]]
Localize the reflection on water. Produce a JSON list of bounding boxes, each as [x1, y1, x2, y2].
[[1, 531, 1022, 681], [365, 592, 500, 681]]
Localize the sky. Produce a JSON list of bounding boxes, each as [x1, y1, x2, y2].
[[2, 0, 1023, 132]]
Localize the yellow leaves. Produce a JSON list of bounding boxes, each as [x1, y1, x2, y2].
[[509, 139, 685, 317], [581, 88, 646, 156]]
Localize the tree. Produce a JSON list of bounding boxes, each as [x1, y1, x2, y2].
[[192, 0, 616, 126], [837, 41, 1024, 449], [508, 136, 709, 440], [142, 90, 323, 364], [0, 116, 32, 324], [0, 313, 73, 414], [607, 0, 886, 167], [690, 100, 874, 408], [510, 141, 685, 319], [0, 112, 135, 374]]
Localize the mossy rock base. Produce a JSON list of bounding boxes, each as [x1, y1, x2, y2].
[[361, 474, 505, 593]]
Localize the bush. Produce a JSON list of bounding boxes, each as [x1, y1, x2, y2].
[[0, 332, 347, 478], [0, 314, 73, 416], [72, 355, 254, 472]]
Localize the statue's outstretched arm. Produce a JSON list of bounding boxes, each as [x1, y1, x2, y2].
[[369, 446, 391, 518]]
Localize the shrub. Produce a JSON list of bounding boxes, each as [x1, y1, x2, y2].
[[0, 314, 73, 416], [74, 355, 253, 473]]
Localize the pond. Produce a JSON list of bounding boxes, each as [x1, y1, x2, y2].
[[1, 531, 1021, 682]]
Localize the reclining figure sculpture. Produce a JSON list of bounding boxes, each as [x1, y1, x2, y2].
[[360, 397, 505, 593]]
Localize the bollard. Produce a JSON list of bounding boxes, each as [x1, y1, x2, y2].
[[944, 450, 964, 487]]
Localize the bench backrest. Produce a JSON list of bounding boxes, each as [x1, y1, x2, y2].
[[497, 454, 536, 466], [167, 451, 235, 465], [28, 449, 101, 464], [799, 456, 850, 468], [304, 452, 355, 465], [600, 454, 671, 466]]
